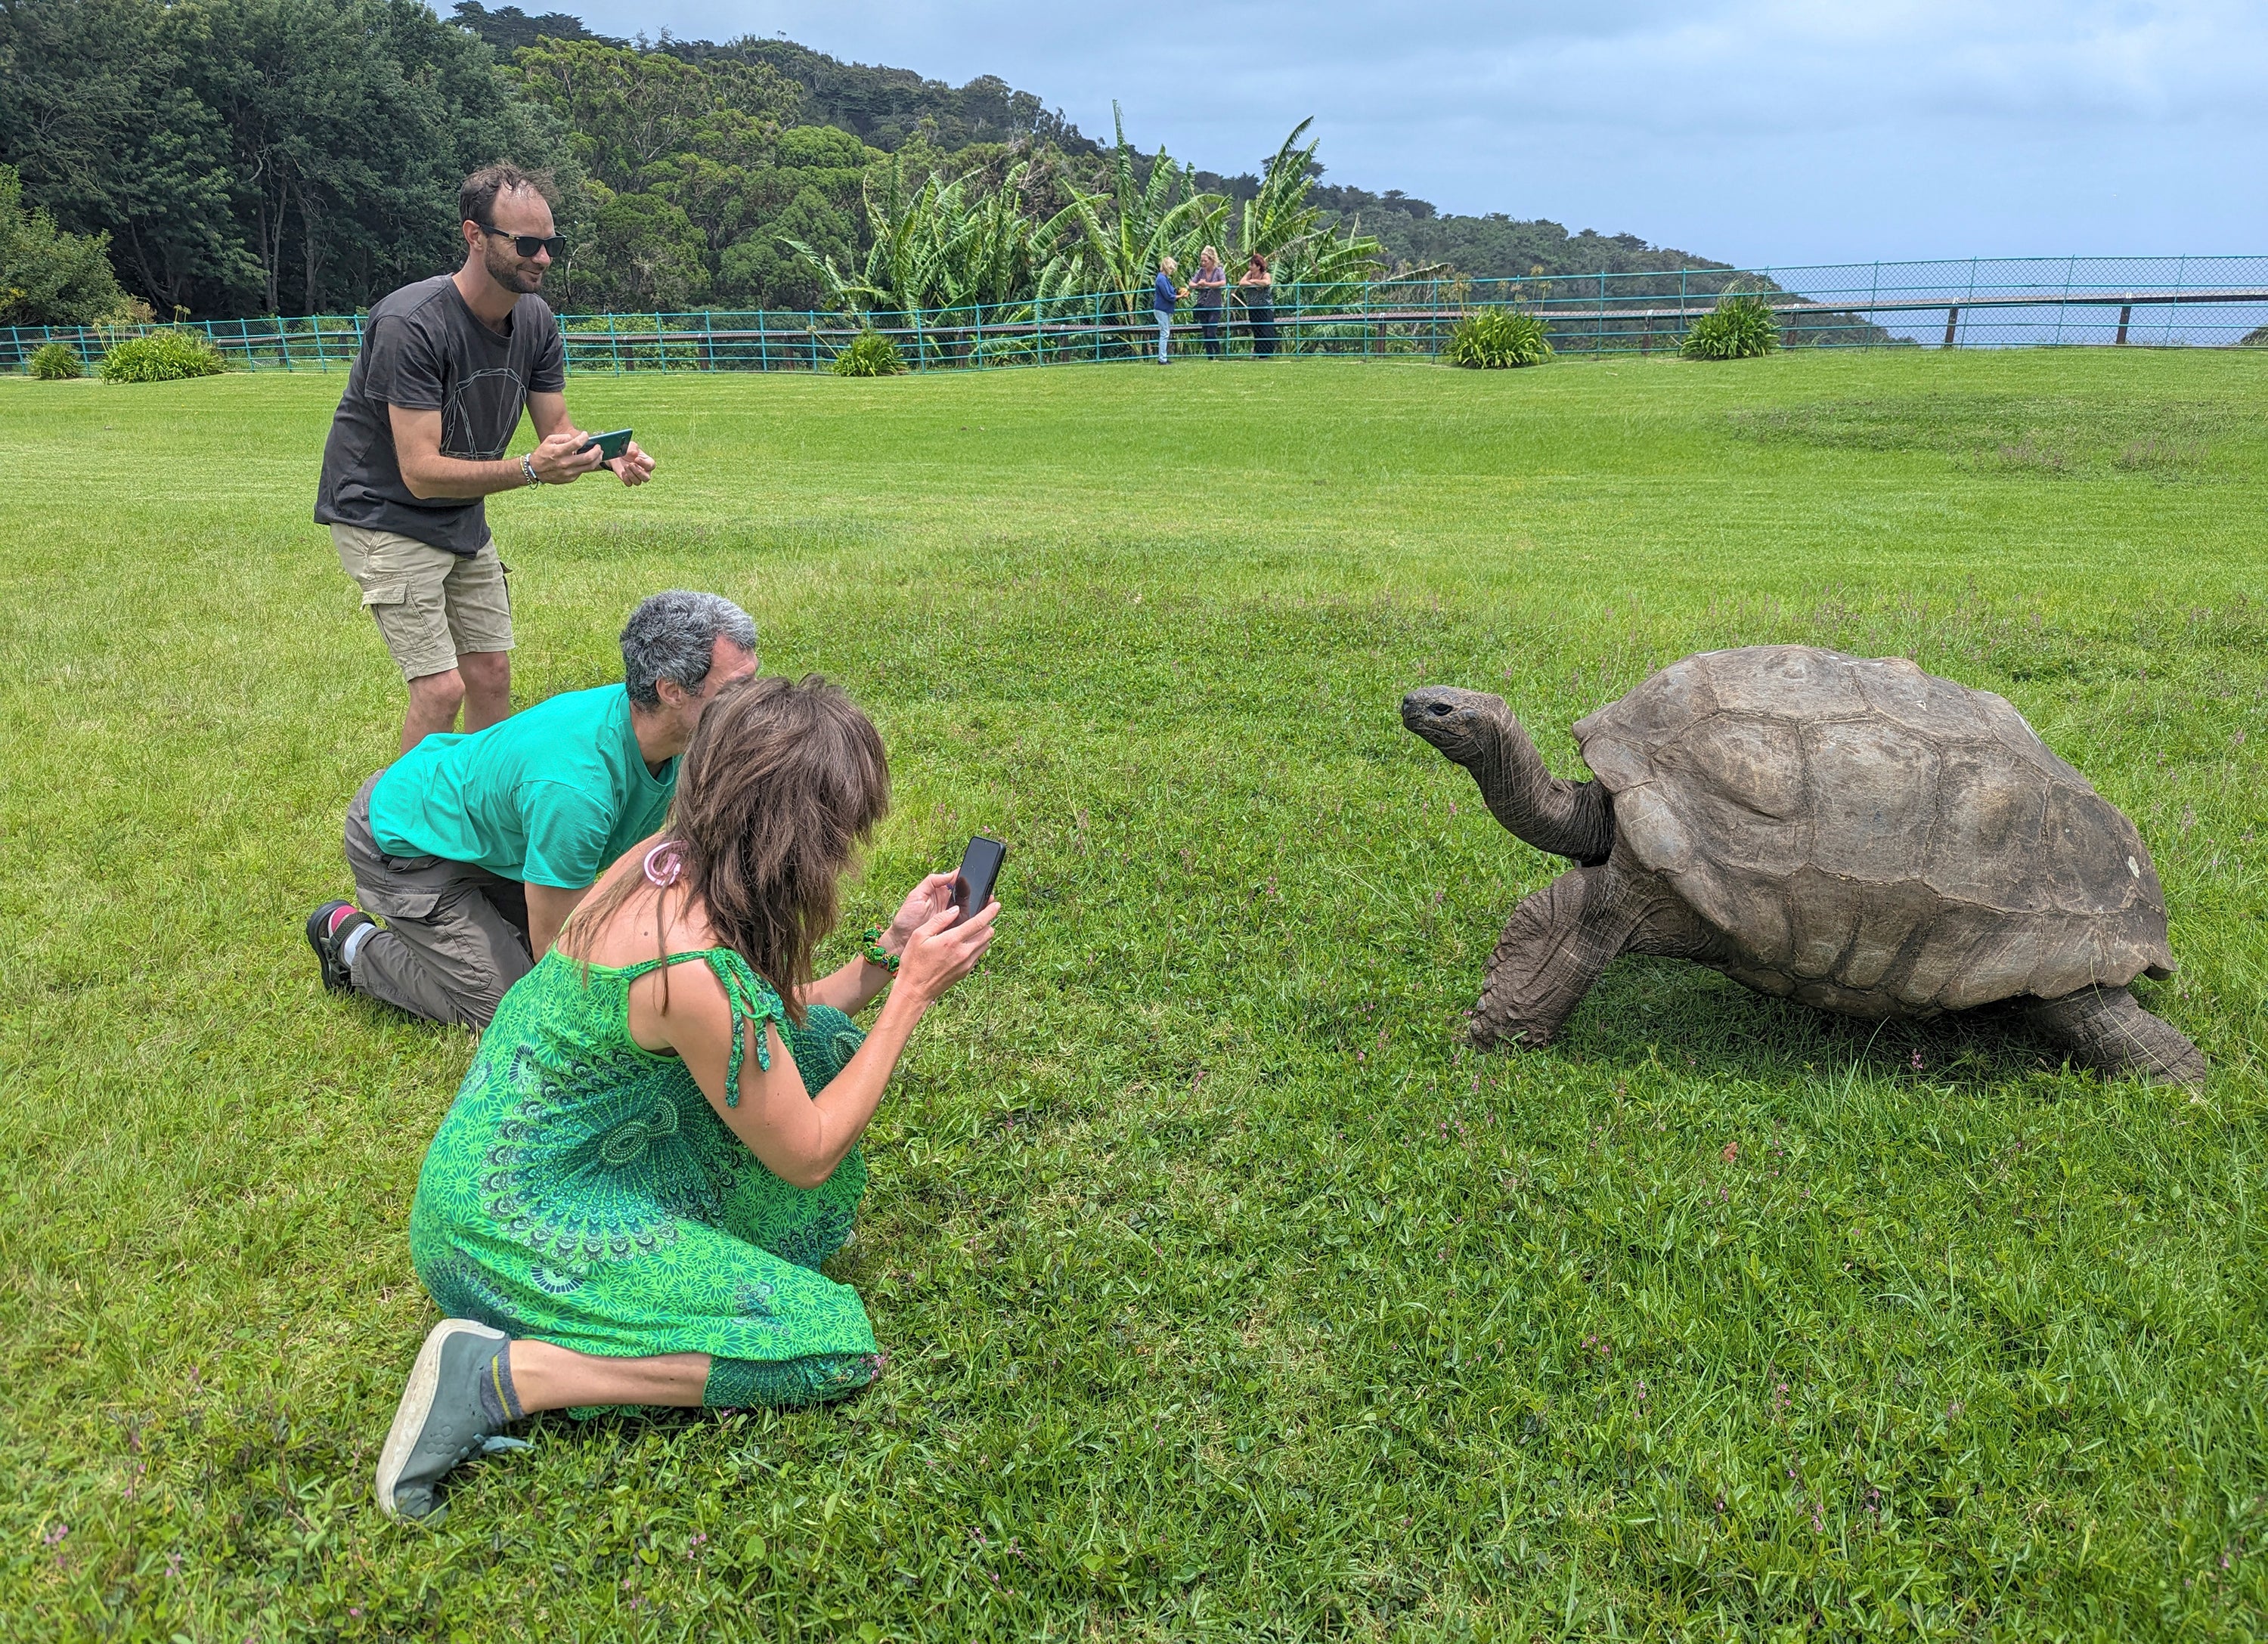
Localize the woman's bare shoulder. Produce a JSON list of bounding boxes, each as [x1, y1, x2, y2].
[[565, 850, 727, 971]]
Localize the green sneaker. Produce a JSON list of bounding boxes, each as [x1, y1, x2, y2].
[[374, 1320, 527, 1522]]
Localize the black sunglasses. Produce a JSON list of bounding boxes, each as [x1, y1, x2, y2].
[[478, 224, 566, 259]]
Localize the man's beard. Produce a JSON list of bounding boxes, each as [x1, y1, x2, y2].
[[483, 244, 545, 294]]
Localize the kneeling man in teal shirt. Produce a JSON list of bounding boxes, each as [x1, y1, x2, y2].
[[308, 590, 758, 1026]]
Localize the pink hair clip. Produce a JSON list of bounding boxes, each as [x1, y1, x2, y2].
[[642, 841, 683, 887]]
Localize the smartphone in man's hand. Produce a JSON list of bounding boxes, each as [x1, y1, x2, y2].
[[950, 836, 1006, 927], [578, 428, 634, 463]]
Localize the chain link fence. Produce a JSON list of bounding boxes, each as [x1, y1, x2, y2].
[[10, 256, 2266, 375]]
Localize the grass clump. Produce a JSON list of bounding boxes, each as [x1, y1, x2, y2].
[[26, 342, 82, 379], [1, 350, 2264, 1638], [1682, 292, 1780, 360], [832, 327, 907, 376], [97, 328, 227, 382], [1442, 308, 1552, 368]]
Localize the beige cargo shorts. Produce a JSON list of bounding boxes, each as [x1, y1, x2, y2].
[[331, 524, 513, 682]]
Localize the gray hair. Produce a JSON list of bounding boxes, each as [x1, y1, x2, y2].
[[620, 591, 758, 707]]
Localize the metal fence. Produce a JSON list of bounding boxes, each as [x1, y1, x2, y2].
[[10, 255, 2266, 375]]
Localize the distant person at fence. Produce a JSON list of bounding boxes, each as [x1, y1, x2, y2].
[[1240, 252, 1278, 358], [370, 673, 999, 1522], [315, 163, 658, 753], [1154, 256, 1182, 363], [305, 593, 755, 1029], [1191, 246, 1228, 358]]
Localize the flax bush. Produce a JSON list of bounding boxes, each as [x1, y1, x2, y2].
[[1443, 308, 1552, 368], [1681, 293, 1780, 360], [26, 342, 82, 379], [832, 327, 907, 376], [98, 329, 227, 382]]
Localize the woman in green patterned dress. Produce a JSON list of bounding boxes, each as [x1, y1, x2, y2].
[[376, 675, 999, 1521]]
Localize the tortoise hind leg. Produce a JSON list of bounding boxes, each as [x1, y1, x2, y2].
[[2022, 985, 2205, 1088], [1473, 864, 1644, 1049]]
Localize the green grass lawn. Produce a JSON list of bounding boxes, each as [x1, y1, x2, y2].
[[2, 348, 2264, 1640]]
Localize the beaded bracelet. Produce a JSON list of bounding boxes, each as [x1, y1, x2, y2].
[[860, 927, 900, 974]]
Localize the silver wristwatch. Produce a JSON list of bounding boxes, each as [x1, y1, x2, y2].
[[521, 453, 539, 485]]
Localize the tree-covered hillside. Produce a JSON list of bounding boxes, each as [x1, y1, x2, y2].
[[449, 4, 1731, 285], [0, 0, 1734, 320]]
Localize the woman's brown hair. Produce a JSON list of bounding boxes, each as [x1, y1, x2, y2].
[[563, 675, 889, 1023]]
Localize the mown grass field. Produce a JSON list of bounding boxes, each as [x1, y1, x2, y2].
[[2, 348, 2264, 1641]]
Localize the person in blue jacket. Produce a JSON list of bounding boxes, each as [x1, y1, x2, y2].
[[1153, 257, 1182, 363]]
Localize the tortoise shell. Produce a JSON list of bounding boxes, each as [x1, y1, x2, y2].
[[1571, 645, 2174, 1016]]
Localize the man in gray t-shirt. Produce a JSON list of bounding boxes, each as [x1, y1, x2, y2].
[[316, 163, 657, 751]]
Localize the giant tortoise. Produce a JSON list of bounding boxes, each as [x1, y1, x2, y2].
[[1401, 644, 2203, 1085]]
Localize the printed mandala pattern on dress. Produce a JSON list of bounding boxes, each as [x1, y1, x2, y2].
[[407, 949, 882, 1401], [704, 1351, 884, 1409]]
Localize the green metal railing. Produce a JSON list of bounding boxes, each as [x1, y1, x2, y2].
[[10, 256, 2266, 375]]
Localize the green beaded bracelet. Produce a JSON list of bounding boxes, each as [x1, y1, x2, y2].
[[860, 927, 900, 973]]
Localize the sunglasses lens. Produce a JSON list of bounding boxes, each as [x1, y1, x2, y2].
[[511, 235, 563, 258]]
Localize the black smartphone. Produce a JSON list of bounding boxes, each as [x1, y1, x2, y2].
[[950, 835, 1006, 927], [578, 427, 633, 462]]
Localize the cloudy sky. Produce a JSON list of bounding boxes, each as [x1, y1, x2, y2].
[[573, 1, 2263, 267]]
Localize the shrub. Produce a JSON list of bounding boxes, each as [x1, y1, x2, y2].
[[1443, 308, 1552, 368], [1681, 294, 1780, 361], [99, 329, 228, 382], [2242, 324, 2268, 347], [0, 162, 127, 326], [27, 342, 82, 379], [832, 327, 906, 377]]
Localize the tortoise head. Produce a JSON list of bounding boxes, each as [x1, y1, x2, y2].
[[1400, 686, 1514, 769]]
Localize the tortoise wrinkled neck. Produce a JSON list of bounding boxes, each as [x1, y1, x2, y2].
[[1467, 706, 1615, 866]]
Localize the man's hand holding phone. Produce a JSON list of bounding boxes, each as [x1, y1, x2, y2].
[[609, 437, 655, 486], [523, 427, 656, 487], [582, 428, 655, 487], [525, 426, 606, 485]]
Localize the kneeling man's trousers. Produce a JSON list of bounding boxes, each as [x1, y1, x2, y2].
[[343, 776, 533, 1028]]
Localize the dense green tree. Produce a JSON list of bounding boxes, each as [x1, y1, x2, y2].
[[507, 37, 795, 191], [1303, 182, 1730, 283], [448, 0, 618, 53], [0, 0, 567, 316], [0, 160, 126, 322], [565, 183, 708, 309], [0, 0, 246, 312], [674, 35, 1095, 156], [716, 187, 850, 310], [199, 0, 541, 314], [507, 38, 885, 311]]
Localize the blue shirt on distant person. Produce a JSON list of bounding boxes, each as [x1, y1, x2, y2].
[[1154, 272, 1177, 314]]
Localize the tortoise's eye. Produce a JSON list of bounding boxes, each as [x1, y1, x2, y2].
[[1427, 701, 1455, 717]]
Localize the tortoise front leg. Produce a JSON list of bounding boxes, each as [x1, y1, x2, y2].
[[2021, 985, 2206, 1088], [1472, 864, 1644, 1048]]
